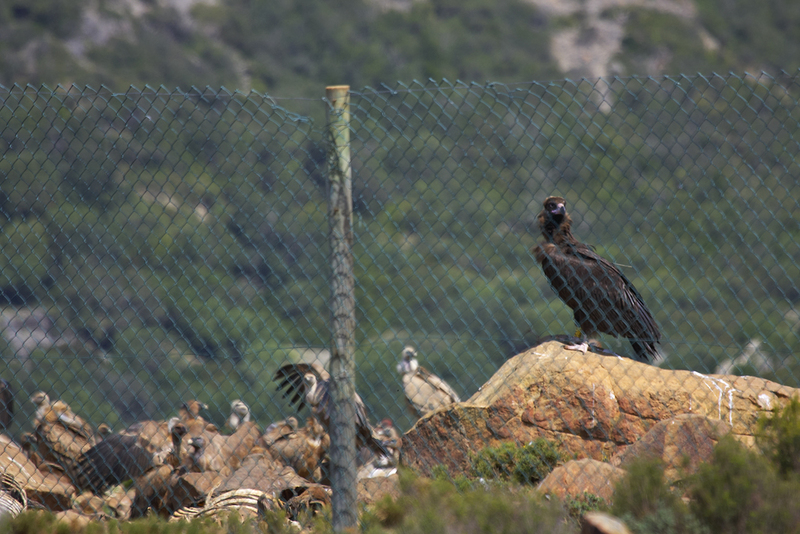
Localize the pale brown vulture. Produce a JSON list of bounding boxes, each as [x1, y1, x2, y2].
[[184, 436, 206, 473], [179, 400, 208, 421], [532, 196, 661, 361], [30, 391, 49, 427], [178, 411, 260, 477], [221, 402, 261, 470], [396, 346, 460, 417], [30, 391, 94, 440], [182, 435, 231, 475], [29, 392, 96, 483], [274, 363, 389, 458], [262, 416, 329, 480], [77, 417, 188, 494], [227, 399, 251, 431]]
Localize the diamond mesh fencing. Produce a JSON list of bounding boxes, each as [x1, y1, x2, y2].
[[0, 72, 799, 522]]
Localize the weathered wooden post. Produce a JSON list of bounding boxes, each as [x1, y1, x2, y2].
[[326, 85, 358, 531]]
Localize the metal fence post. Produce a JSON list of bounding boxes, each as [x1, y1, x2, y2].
[[326, 85, 358, 531]]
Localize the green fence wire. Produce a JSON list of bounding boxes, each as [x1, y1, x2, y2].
[[0, 71, 799, 523]]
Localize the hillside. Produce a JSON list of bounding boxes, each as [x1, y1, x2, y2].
[[2, 0, 800, 97], [1, 0, 800, 435]]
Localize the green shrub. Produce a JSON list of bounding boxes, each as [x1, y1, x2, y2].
[[563, 492, 608, 520], [612, 457, 706, 534], [373, 470, 576, 534], [757, 397, 800, 477], [689, 434, 800, 534], [469, 439, 564, 485]]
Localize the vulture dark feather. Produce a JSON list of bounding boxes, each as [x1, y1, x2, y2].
[[77, 418, 187, 494], [274, 363, 390, 458], [0, 380, 12, 430], [532, 196, 661, 362]]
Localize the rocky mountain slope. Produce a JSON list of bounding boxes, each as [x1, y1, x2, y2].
[[2, 0, 797, 96]]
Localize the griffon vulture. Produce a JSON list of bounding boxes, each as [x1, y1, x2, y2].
[[274, 363, 389, 458], [262, 416, 329, 480], [227, 399, 251, 431], [396, 346, 460, 417], [29, 392, 96, 483]]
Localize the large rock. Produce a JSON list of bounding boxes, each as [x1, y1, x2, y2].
[[358, 474, 400, 506], [609, 414, 730, 482], [538, 459, 624, 502], [402, 341, 798, 475]]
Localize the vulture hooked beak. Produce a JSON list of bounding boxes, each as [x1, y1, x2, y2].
[[548, 201, 566, 221]]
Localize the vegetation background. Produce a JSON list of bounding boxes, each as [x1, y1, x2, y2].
[[0, 0, 799, 437]]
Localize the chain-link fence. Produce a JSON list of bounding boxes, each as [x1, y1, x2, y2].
[[1, 71, 799, 523]]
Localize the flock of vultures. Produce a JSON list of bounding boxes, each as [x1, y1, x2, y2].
[[0, 346, 461, 522], [0, 196, 661, 522]]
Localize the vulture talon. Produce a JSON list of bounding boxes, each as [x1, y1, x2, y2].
[[563, 342, 590, 354]]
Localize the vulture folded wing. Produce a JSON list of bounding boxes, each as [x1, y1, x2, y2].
[[77, 434, 155, 494], [538, 237, 660, 360], [404, 370, 458, 416], [418, 367, 460, 404]]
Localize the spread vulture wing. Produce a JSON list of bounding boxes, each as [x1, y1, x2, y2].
[[274, 363, 330, 408], [533, 196, 661, 362], [273, 363, 389, 458]]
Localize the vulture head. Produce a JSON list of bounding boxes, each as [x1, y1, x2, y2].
[[188, 436, 204, 450], [30, 392, 50, 408], [372, 419, 401, 467], [227, 399, 251, 430], [396, 346, 419, 376], [169, 418, 188, 453], [303, 373, 322, 407], [187, 436, 205, 470], [538, 196, 568, 240]]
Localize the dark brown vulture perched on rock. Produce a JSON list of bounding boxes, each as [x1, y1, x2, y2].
[[274, 363, 390, 458], [532, 196, 661, 362]]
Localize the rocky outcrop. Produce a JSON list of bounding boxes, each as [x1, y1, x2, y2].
[[402, 341, 798, 476], [609, 413, 730, 482], [537, 459, 624, 502]]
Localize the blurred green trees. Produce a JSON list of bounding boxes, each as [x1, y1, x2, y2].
[[1, 73, 799, 434]]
